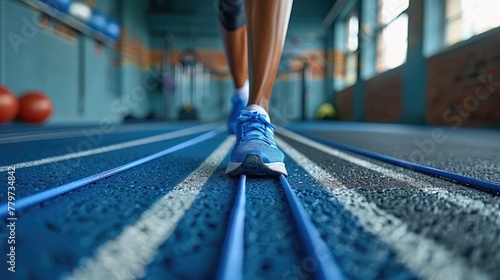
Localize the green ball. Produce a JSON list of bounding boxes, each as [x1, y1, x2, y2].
[[316, 103, 337, 120]]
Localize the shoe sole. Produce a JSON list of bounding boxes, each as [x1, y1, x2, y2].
[[226, 154, 288, 176]]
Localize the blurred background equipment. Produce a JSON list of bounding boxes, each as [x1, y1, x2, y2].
[[0, 86, 19, 123], [17, 91, 53, 123], [40, 0, 72, 13], [88, 8, 107, 33], [178, 103, 198, 120], [68, 1, 92, 22], [104, 17, 121, 41], [175, 49, 204, 121], [2, 0, 499, 126], [316, 102, 337, 120]]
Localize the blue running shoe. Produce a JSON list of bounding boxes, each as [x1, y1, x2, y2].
[[228, 94, 248, 134], [226, 110, 288, 176]]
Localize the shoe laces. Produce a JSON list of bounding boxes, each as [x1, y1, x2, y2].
[[236, 111, 276, 144]]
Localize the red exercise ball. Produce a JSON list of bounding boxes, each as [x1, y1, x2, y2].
[[18, 91, 53, 123], [0, 86, 19, 123]]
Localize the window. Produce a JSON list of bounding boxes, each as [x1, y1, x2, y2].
[[376, 0, 409, 73], [445, 0, 500, 46], [334, 12, 359, 90], [345, 14, 359, 87]]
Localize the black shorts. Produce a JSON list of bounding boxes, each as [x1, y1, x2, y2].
[[217, 0, 246, 31]]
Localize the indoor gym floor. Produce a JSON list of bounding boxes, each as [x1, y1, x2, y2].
[[0, 121, 499, 280]]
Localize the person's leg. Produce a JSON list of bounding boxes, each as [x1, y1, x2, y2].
[[226, 0, 293, 176], [218, 0, 249, 134], [219, 25, 247, 89], [245, 0, 293, 114]]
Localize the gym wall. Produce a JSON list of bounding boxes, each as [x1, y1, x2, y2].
[[0, 0, 335, 123], [147, 0, 334, 121], [0, 0, 153, 123], [334, 0, 500, 127]]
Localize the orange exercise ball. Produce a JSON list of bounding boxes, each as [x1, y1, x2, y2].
[[0, 86, 19, 123], [18, 91, 53, 123]]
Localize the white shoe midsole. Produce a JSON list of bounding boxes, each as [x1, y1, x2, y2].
[[225, 161, 288, 175]]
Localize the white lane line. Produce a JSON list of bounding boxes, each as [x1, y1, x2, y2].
[[0, 123, 189, 144], [276, 137, 490, 280], [0, 124, 219, 172], [277, 128, 500, 225], [0, 130, 93, 143], [65, 136, 235, 280]]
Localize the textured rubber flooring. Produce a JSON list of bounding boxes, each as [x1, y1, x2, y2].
[[288, 122, 500, 184], [243, 178, 305, 280], [278, 132, 500, 279], [0, 132, 227, 280], [283, 156, 416, 280], [142, 166, 237, 280], [0, 122, 498, 280], [0, 132, 211, 203]]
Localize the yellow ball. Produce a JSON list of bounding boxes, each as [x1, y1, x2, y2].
[[316, 103, 337, 120]]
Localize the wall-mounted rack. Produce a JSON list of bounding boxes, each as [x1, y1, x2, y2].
[[17, 0, 117, 48]]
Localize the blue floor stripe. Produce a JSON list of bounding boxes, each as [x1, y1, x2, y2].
[[288, 128, 500, 194], [280, 174, 346, 280], [0, 127, 225, 218], [217, 174, 246, 280]]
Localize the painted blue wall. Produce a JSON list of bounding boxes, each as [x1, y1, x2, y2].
[[170, 35, 223, 50], [1, 0, 332, 123], [122, 0, 150, 45], [2, 0, 80, 121], [0, 0, 6, 85], [271, 79, 327, 121], [119, 0, 153, 119], [82, 37, 119, 120], [0, 0, 155, 123]]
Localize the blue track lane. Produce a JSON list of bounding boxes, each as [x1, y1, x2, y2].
[[0, 121, 205, 136], [0, 130, 217, 202], [280, 174, 346, 280], [1, 122, 498, 279], [288, 128, 500, 194], [279, 148, 417, 280], [216, 174, 246, 280], [0, 128, 224, 217], [0, 133, 230, 279], [0, 129, 177, 164], [279, 131, 500, 279], [0, 123, 216, 165]]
